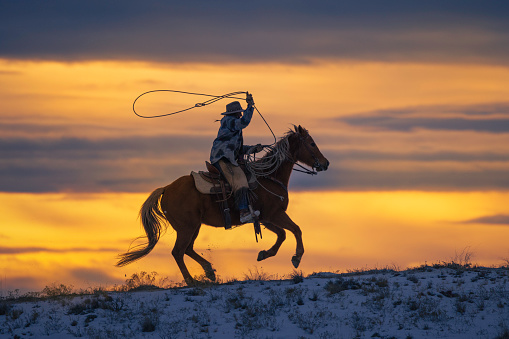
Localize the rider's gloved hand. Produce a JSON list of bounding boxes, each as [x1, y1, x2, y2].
[[255, 144, 264, 152], [246, 92, 254, 106]]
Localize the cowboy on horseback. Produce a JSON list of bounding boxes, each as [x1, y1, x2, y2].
[[210, 92, 263, 224]]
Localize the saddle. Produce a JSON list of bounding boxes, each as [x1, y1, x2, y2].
[[191, 162, 258, 230], [191, 162, 257, 195]]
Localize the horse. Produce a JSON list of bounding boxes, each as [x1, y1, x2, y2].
[[116, 125, 329, 285]]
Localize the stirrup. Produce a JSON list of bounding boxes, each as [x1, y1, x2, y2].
[[240, 209, 260, 224]]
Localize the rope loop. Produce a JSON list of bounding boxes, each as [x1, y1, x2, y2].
[[132, 89, 246, 119], [132, 89, 277, 144]]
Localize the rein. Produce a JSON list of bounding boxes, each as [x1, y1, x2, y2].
[[292, 163, 317, 175]]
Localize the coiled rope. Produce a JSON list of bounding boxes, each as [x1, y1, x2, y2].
[[244, 137, 290, 177]]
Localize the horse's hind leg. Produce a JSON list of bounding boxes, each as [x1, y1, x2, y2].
[[271, 212, 304, 268], [172, 226, 199, 286], [185, 226, 216, 281], [257, 222, 286, 262]]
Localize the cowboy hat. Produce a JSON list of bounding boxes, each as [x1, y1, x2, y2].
[[221, 101, 244, 115]]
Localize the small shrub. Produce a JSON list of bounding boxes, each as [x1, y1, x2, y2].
[[7, 307, 24, 320], [186, 288, 206, 297], [122, 271, 160, 291], [84, 314, 97, 325], [0, 302, 10, 315], [407, 275, 419, 284], [42, 283, 74, 297], [224, 291, 250, 312], [141, 316, 156, 332], [325, 278, 361, 295], [67, 293, 121, 315], [374, 277, 389, 288], [25, 310, 40, 327], [288, 309, 335, 334], [455, 300, 467, 314], [415, 297, 445, 321], [495, 328, 509, 339], [408, 300, 419, 311], [440, 290, 458, 298], [290, 270, 304, 284], [243, 267, 272, 281]]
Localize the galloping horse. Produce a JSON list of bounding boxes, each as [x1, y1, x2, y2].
[[117, 125, 329, 285]]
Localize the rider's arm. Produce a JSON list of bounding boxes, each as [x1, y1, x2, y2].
[[232, 105, 254, 131]]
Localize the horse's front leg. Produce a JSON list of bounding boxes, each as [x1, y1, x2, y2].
[[271, 212, 304, 268], [257, 222, 286, 261]]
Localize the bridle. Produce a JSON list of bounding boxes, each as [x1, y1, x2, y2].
[[291, 134, 323, 176]]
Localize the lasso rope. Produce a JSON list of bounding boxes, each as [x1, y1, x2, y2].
[[243, 137, 292, 201], [132, 90, 246, 118], [132, 89, 277, 144]]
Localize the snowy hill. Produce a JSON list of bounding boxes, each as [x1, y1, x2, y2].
[[1, 265, 509, 338]]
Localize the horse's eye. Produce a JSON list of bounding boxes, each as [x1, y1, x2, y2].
[[310, 142, 316, 147]]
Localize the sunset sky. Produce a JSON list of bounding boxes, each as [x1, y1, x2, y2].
[[2, 1, 509, 292]]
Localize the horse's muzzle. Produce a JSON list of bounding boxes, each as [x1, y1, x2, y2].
[[315, 159, 329, 172]]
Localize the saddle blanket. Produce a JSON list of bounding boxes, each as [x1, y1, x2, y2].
[[191, 171, 227, 194], [191, 170, 257, 195]]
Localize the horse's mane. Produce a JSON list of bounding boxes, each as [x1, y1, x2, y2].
[[245, 126, 304, 177], [260, 125, 307, 160]]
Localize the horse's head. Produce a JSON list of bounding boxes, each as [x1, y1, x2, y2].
[[291, 125, 329, 172]]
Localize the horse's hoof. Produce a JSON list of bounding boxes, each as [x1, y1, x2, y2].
[[257, 250, 268, 261], [205, 269, 216, 282], [291, 255, 301, 268], [185, 279, 196, 286]]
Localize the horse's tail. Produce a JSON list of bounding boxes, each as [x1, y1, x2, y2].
[[116, 187, 166, 267]]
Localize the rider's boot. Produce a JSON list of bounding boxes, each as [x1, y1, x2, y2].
[[240, 209, 254, 223], [240, 206, 260, 224], [236, 188, 259, 224]]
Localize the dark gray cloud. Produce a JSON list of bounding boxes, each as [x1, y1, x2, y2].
[[0, 134, 211, 192], [364, 103, 509, 117], [330, 150, 509, 163], [2, 276, 39, 292], [337, 102, 509, 133], [1, 1, 509, 64], [70, 268, 121, 285], [342, 116, 509, 133], [292, 166, 509, 192], [3, 102, 509, 193], [461, 215, 509, 225], [2, 129, 509, 192]]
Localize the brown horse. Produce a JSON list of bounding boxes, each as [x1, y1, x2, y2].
[[117, 125, 329, 285]]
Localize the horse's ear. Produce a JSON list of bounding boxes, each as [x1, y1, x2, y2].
[[298, 125, 307, 135]]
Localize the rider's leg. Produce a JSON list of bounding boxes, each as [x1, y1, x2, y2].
[[217, 159, 257, 223]]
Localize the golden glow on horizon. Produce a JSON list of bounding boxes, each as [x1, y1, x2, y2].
[[1, 191, 509, 291]]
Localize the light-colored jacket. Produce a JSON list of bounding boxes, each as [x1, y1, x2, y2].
[[210, 105, 254, 166]]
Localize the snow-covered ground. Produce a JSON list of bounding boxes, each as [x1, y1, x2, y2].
[[1, 265, 509, 338]]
